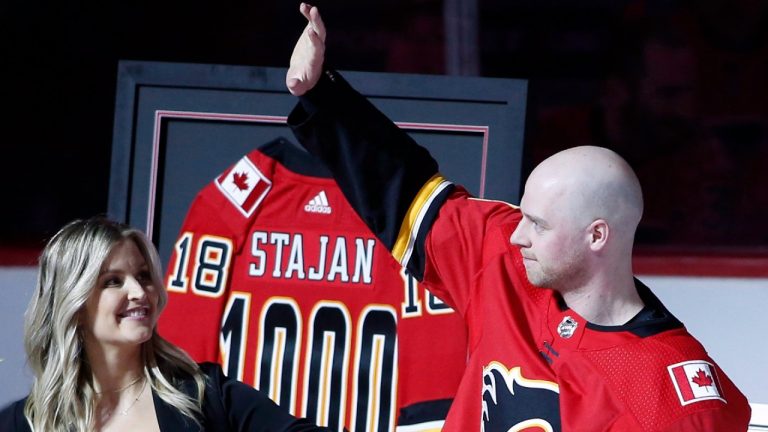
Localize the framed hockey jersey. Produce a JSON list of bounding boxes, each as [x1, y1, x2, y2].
[[158, 139, 469, 431], [108, 61, 527, 431]]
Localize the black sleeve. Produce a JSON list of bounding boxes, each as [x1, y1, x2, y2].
[[199, 362, 332, 432], [287, 70, 454, 280], [0, 398, 31, 432]]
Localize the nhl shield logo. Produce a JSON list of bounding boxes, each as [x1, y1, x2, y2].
[[557, 316, 578, 339]]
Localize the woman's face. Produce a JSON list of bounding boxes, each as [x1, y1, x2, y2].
[[82, 239, 160, 351]]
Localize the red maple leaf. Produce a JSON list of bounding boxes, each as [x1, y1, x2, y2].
[[691, 369, 713, 387], [232, 172, 250, 191]]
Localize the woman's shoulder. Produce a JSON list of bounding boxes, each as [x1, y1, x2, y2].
[[170, 362, 226, 398], [0, 397, 31, 432], [196, 362, 236, 391], [197, 362, 224, 378], [161, 361, 221, 388]]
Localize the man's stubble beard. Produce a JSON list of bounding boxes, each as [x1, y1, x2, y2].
[[524, 249, 588, 293]]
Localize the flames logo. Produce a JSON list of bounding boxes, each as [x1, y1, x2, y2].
[[481, 362, 561, 432]]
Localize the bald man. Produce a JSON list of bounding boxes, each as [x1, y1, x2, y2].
[[285, 4, 751, 431], [511, 146, 645, 326]]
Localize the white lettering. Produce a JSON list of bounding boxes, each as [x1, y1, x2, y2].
[[249, 231, 268, 276], [270, 233, 291, 277], [308, 235, 329, 281], [327, 237, 349, 282], [248, 231, 373, 285], [304, 204, 332, 214], [285, 234, 306, 279], [352, 238, 374, 284]]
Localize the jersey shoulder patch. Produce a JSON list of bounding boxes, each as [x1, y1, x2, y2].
[[667, 360, 726, 406], [215, 155, 272, 217]]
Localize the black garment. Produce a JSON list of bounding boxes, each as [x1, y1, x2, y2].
[[288, 69, 441, 281], [0, 363, 330, 431]]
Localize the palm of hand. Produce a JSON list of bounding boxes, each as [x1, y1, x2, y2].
[[287, 4, 326, 96]]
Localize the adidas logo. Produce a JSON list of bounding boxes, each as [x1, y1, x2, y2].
[[304, 191, 332, 214]]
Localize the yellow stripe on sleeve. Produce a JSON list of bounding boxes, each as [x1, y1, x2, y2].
[[392, 174, 451, 264]]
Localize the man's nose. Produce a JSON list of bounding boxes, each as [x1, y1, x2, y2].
[[510, 221, 529, 247]]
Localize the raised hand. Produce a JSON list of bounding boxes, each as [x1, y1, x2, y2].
[[286, 3, 326, 96]]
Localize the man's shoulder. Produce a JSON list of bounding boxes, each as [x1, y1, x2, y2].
[[643, 326, 708, 354], [594, 328, 713, 384], [585, 330, 750, 430], [440, 189, 523, 247]]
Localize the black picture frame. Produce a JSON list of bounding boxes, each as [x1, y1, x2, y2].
[[109, 60, 528, 265]]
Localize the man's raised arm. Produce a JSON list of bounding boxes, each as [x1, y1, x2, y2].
[[286, 3, 325, 96], [285, 4, 452, 281]]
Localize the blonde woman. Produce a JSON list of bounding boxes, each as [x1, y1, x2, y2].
[[0, 217, 329, 431]]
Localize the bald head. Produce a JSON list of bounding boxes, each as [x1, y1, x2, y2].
[[526, 146, 643, 241]]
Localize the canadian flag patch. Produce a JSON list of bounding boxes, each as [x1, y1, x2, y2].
[[215, 156, 272, 217], [667, 360, 726, 405]]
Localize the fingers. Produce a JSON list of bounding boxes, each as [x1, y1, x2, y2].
[[306, 24, 323, 47], [286, 2, 325, 96], [299, 3, 312, 21], [299, 3, 317, 23], [300, 3, 325, 42], [308, 5, 326, 41]]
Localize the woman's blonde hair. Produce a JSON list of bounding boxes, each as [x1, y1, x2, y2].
[[23, 217, 206, 431]]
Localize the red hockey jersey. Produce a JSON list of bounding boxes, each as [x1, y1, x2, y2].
[[417, 189, 752, 431], [158, 138, 468, 432], [287, 70, 752, 431]]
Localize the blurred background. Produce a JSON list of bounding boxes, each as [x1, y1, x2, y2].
[[4, 0, 768, 262], [2, 0, 768, 413]]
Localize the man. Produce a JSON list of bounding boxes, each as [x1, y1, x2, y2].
[[285, 4, 751, 431]]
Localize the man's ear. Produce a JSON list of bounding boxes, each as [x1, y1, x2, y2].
[[588, 219, 609, 251]]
